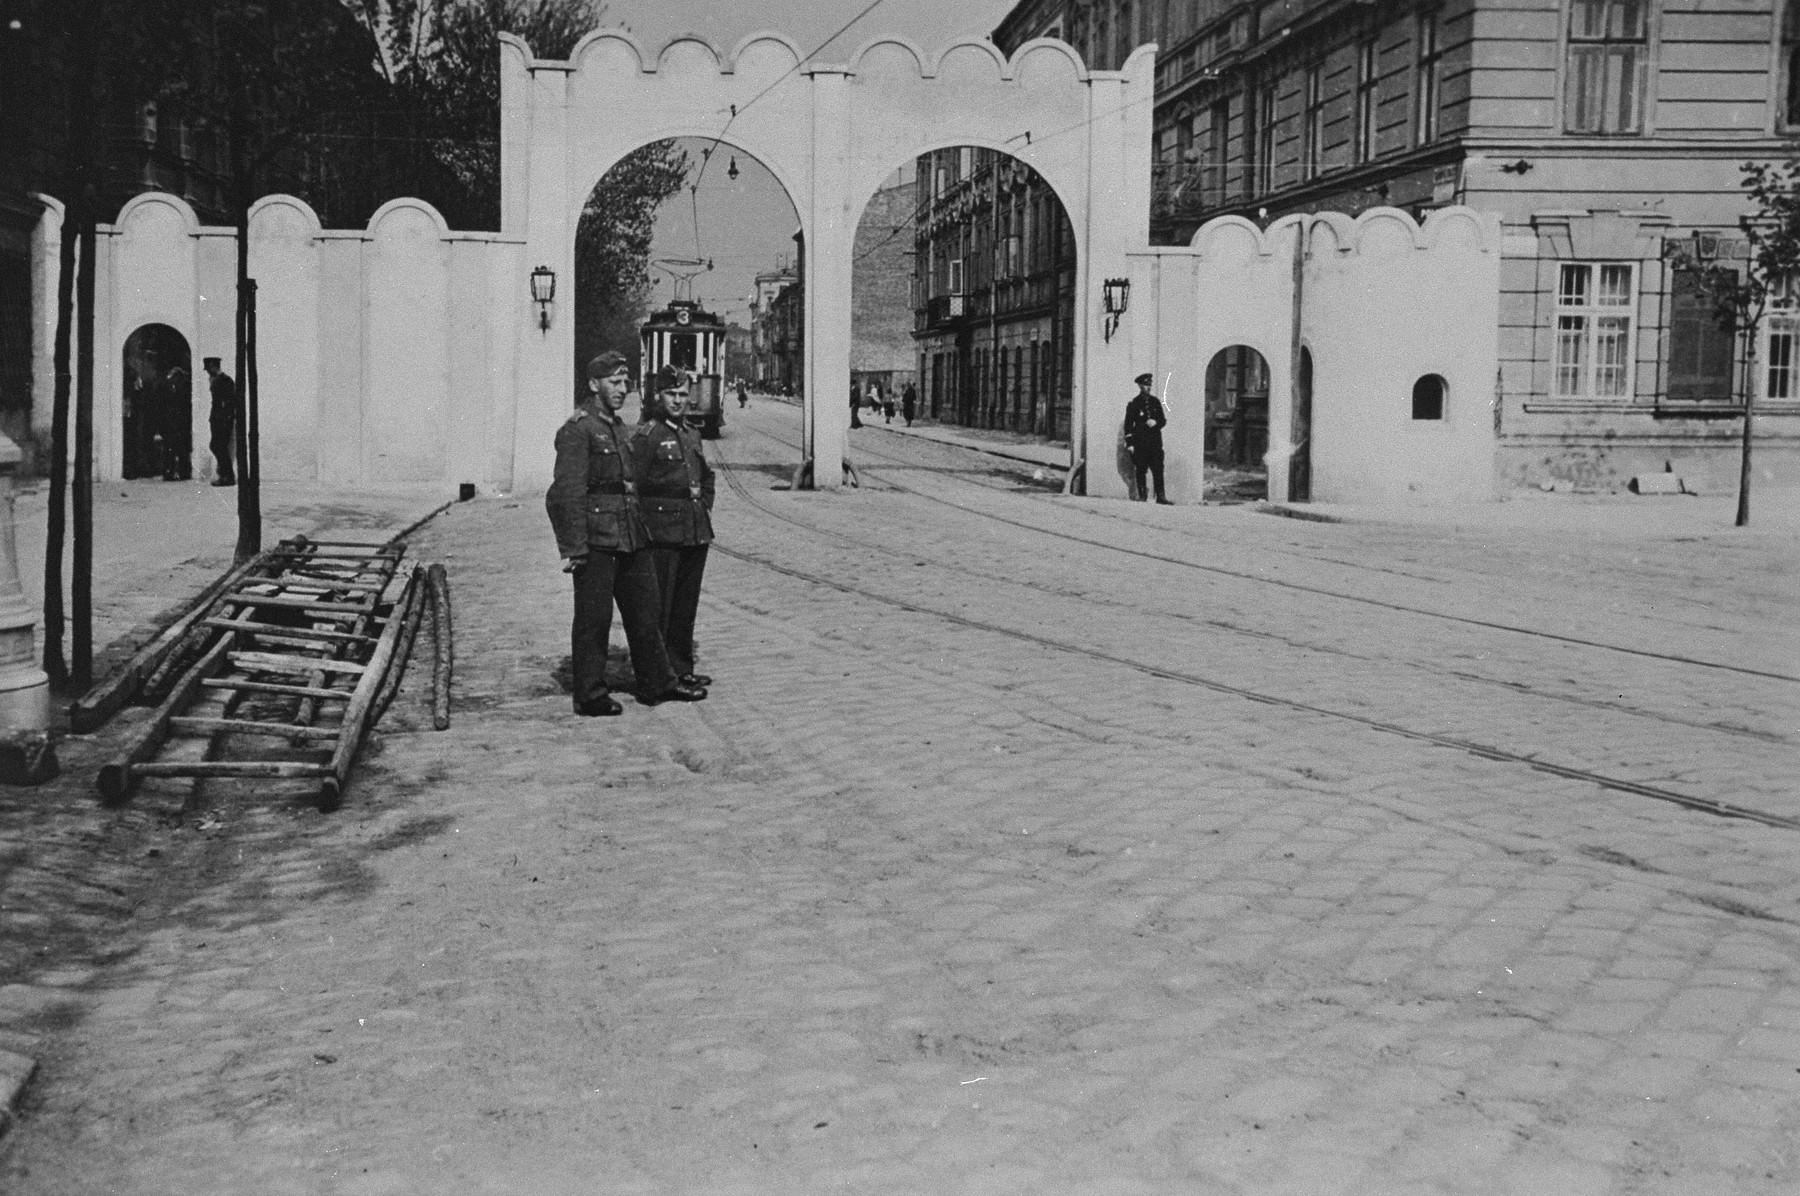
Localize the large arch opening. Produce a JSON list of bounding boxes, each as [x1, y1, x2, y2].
[[890, 145, 1078, 444], [573, 137, 801, 433], [121, 323, 192, 481], [1204, 344, 1270, 500]]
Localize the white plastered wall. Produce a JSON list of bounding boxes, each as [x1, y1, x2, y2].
[[75, 192, 524, 487], [1119, 207, 1499, 506]]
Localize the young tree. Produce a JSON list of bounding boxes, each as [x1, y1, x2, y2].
[[1675, 159, 1800, 527]]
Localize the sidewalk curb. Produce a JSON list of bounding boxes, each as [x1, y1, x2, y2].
[[1256, 502, 1347, 524]]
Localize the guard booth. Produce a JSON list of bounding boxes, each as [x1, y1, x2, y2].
[[639, 299, 726, 438]]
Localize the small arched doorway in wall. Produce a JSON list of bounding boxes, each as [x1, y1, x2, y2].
[[575, 138, 802, 429], [1289, 346, 1313, 503], [1203, 344, 1270, 499], [121, 323, 193, 480], [900, 145, 1078, 443]]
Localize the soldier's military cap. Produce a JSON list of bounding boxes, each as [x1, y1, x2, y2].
[[203, 356, 222, 368], [588, 351, 630, 379], [654, 364, 688, 393], [1134, 372, 1154, 385]]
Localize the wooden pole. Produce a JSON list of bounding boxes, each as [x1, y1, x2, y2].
[[428, 563, 452, 730], [42, 199, 75, 686], [72, 185, 96, 687], [320, 568, 422, 811]]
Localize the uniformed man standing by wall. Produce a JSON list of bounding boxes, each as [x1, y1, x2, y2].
[[1123, 372, 1172, 504], [203, 357, 237, 486], [635, 365, 715, 689], [546, 352, 706, 716]]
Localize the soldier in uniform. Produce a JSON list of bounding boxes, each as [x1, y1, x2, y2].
[[634, 365, 715, 688], [546, 352, 706, 716], [1123, 372, 1172, 504], [161, 363, 193, 481]]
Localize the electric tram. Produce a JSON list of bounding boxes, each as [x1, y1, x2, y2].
[[639, 298, 726, 439]]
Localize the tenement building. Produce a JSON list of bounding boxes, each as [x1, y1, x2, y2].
[[913, 147, 1078, 439], [994, 0, 1800, 491]]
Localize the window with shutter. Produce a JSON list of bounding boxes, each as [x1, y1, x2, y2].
[[1665, 268, 1736, 404]]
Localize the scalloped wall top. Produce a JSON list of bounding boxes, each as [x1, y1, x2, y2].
[[509, 27, 1117, 82]]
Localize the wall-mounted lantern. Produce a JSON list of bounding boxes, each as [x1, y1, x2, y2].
[[728, 156, 740, 181], [530, 264, 556, 332], [1102, 276, 1130, 343]]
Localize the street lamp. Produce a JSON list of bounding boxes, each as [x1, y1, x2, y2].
[[1102, 276, 1130, 343], [530, 264, 556, 332], [728, 156, 740, 181]]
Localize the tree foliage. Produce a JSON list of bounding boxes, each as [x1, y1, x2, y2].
[[346, 1, 691, 370], [1669, 158, 1800, 526], [575, 143, 692, 372]]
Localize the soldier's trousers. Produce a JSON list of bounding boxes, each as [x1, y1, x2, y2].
[[1131, 449, 1166, 502], [649, 544, 709, 678], [570, 549, 677, 704]]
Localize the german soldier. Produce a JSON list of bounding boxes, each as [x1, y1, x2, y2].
[[546, 352, 705, 716], [1123, 372, 1172, 504], [634, 365, 715, 688]]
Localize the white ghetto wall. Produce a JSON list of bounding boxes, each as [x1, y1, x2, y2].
[[501, 29, 1153, 490], [1120, 206, 1500, 505], [68, 191, 523, 488]]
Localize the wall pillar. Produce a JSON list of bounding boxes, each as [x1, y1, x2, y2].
[[511, 64, 576, 493], [802, 68, 852, 488], [1076, 72, 1140, 498]]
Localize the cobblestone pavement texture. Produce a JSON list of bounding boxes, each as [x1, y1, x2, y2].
[[2, 403, 1798, 1194]]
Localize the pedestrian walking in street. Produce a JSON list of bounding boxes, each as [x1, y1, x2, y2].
[[161, 363, 193, 481], [635, 365, 715, 690], [902, 381, 916, 426], [849, 379, 864, 428], [879, 382, 895, 424], [203, 357, 238, 486], [1123, 371, 1172, 504], [736, 379, 748, 408], [546, 352, 705, 716]]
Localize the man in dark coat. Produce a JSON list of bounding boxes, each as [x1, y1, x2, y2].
[[203, 357, 237, 486], [849, 379, 863, 428], [546, 352, 705, 716], [634, 365, 715, 689], [1123, 371, 1172, 504], [901, 381, 916, 426], [161, 363, 192, 481]]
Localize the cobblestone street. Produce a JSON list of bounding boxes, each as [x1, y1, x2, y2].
[[3, 400, 1798, 1194]]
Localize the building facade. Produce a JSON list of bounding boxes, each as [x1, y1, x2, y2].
[[912, 147, 1079, 439], [995, 0, 1800, 492], [851, 173, 920, 400], [747, 264, 799, 387]]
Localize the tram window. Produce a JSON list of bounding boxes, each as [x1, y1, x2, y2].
[[671, 334, 698, 369]]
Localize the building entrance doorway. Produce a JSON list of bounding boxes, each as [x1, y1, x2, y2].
[[1204, 344, 1269, 467], [121, 323, 192, 480]]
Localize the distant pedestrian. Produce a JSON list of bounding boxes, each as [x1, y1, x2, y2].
[[634, 365, 715, 690], [161, 363, 192, 481], [1123, 372, 1171, 505], [736, 380, 748, 408], [203, 357, 237, 486], [546, 352, 705, 716], [849, 380, 863, 428], [902, 381, 916, 426]]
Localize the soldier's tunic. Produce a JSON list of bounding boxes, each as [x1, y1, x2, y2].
[[546, 401, 678, 705], [632, 416, 714, 680]]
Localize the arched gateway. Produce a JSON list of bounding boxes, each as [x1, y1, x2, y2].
[[500, 30, 1155, 490]]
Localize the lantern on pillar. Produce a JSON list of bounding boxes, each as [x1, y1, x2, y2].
[[1102, 277, 1131, 343], [530, 265, 557, 332]]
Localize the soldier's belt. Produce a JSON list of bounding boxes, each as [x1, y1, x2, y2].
[[640, 484, 701, 499], [588, 482, 635, 495]]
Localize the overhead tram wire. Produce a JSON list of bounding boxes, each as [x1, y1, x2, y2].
[[690, 0, 889, 196]]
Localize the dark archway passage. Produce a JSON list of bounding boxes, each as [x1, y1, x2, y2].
[[121, 323, 192, 480]]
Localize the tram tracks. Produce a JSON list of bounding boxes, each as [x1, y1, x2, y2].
[[760, 422, 1797, 686], [706, 424, 1800, 831]]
